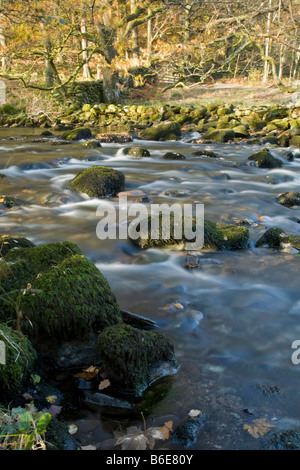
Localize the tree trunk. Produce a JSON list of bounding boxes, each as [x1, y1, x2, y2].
[[147, 8, 152, 61], [263, 0, 272, 83], [130, 0, 139, 59], [102, 67, 120, 104], [81, 21, 93, 79], [44, 38, 54, 87]]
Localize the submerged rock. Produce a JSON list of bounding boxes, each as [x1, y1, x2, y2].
[[172, 412, 208, 448], [248, 149, 283, 168], [276, 191, 300, 207], [0, 241, 122, 341], [255, 228, 286, 249], [0, 195, 20, 209], [97, 323, 179, 396], [68, 166, 125, 198], [192, 150, 220, 158], [162, 152, 186, 160], [262, 430, 300, 450]]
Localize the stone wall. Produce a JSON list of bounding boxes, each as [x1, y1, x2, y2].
[[68, 80, 104, 107]]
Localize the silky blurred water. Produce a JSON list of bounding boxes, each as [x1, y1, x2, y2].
[[1, 127, 300, 449]]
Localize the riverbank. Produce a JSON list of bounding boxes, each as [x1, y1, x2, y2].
[[0, 99, 300, 149]]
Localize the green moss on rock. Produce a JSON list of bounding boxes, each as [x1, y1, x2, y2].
[[0, 234, 35, 257], [202, 128, 235, 143], [123, 146, 150, 158], [162, 152, 185, 160], [0, 324, 37, 397], [248, 149, 283, 168], [255, 227, 285, 248], [0, 241, 122, 340], [97, 323, 178, 395], [255, 227, 300, 251], [138, 121, 182, 141], [290, 135, 300, 148], [81, 140, 102, 148], [68, 166, 125, 198], [276, 191, 300, 207], [61, 127, 92, 141], [130, 215, 249, 251]]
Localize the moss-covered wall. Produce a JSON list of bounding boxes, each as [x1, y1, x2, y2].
[[68, 80, 104, 107]]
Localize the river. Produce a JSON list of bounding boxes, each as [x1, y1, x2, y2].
[[1, 127, 300, 450]]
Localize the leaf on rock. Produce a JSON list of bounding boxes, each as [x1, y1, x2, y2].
[[243, 418, 275, 438]]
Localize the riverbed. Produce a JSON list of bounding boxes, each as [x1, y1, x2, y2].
[[1, 127, 300, 450]]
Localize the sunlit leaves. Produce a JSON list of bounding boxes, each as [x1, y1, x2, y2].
[[243, 418, 275, 439]]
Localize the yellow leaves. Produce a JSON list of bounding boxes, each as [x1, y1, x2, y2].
[[46, 395, 57, 404], [74, 365, 99, 381], [243, 418, 275, 439]]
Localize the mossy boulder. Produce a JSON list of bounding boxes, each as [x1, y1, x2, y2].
[[0, 234, 35, 257], [232, 125, 249, 138], [129, 215, 249, 251], [276, 191, 300, 207], [290, 135, 300, 148], [255, 227, 300, 251], [81, 140, 102, 149], [248, 149, 283, 168], [0, 324, 37, 398], [192, 150, 220, 158], [201, 128, 235, 143], [255, 227, 286, 248], [0, 241, 122, 341], [61, 127, 92, 141], [68, 166, 125, 198], [97, 323, 179, 396], [123, 146, 150, 158], [138, 121, 182, 141]]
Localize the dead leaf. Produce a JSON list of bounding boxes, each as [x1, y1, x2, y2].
[[174, 303, 184, 309], [99, 378, 110, 390], [114, 426, 149, 450], [80, 445, 97, 450], [74, 365, 99, 381], [243, 418, 275, 438], [159, 420, 173, 439], [47, 405, 62, 417]]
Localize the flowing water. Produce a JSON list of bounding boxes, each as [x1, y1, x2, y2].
[[1, 127, 300, 450]]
